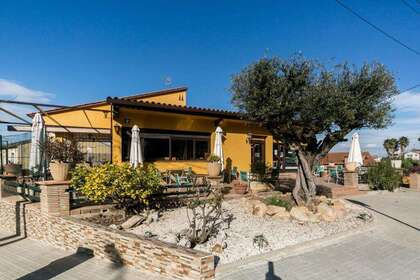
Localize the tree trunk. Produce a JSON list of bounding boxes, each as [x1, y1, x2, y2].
[[292, 149, 317, 205]]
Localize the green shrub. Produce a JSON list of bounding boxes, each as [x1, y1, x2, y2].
[[70, 163, 162, 213], [368, 159, 402, 191], [207, 154, 221, 162], [264, 196, 292, 211]]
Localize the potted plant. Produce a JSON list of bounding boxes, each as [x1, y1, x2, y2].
[[249, 161, 271, 193], [232, 179, 248, 194], [3, 162, 22, 176], [207, 154, 221, 177], [44, 138, 84, 181]]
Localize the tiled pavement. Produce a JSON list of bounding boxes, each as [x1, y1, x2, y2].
[[217, 189, 420, 280], [1, 190, 419, 280], [0, 233, 166, 280]]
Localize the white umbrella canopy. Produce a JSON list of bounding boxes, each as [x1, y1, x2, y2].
[[129, 125, 143, 168], [213, 126, 224, 169], [29, 113, 45, 173], [347, 132, 363, 167]]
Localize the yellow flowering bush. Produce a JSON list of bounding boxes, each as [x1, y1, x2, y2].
[[71, 163, 162, 212]]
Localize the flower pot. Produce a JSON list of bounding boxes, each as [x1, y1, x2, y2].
[[49, 162, 70, 181], [4, 163, 22, 176], [250, 181, 270, 193], [233, 181, 248, 194], [208, 162, 221, 177], [345, 162, 357, 172], [391, 159, 402, 169]]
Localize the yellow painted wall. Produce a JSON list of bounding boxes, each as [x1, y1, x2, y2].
[[135, 90, 187, 106], [112, 108, 273, 174], [42, 104, 112, 129]]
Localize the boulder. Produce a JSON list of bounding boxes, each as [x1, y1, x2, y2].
[[252, 202, 268, 217], [211, 243, 224, 254], [265, 205, 287, 216], [145, 210, 160, 224], [250, 181, 271, 193], [121, 215, 145, 229], [317, 202, 337, 222], [272, 209, 290, 220], [290, 206, 319, 223]]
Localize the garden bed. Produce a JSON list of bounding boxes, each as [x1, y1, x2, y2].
[[126, 194, 373, 264]]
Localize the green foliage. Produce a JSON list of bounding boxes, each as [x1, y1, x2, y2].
[[231, 55, 397, 161], [207, 154, 221, 162], [401, 158, 419, 176], [43, 137, 84, 163], [368, 160, 402, 191], [383, 138, 398, 158], [250, 161, 270, 182], [398, 136, 409, 154], [264, 196, 292, 211], [253, 234, 269, 250], [71, 163, 162, 212]]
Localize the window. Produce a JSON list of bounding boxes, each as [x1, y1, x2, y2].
[[143, 138, 170, 161], [122, 128, 210, 162], [171, 139, 194, 160]]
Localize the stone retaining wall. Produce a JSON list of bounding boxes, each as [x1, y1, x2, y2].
[[0, 195, 215, 280]]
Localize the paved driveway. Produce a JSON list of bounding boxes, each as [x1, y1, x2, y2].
[[0, 233, 165, 280], [217, 189, 420, 280]]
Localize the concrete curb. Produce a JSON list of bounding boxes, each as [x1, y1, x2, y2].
[[216, 219, 376, 276]]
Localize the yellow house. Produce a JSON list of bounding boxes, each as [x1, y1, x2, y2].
[[24, 87, 279, 174]]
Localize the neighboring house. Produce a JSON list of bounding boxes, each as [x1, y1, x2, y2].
[[404, 152, 420, 161], [11, 87, 294, 174], [320, 151, 375, 167]]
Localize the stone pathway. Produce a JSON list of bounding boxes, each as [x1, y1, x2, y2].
[[0, 232, 166, 280], [217, 189, 420, 280]]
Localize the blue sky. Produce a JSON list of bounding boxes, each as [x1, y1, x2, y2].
[[0, 0, 419, 154]]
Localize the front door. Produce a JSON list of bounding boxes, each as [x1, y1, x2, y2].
[[251, 138, 265, 165]]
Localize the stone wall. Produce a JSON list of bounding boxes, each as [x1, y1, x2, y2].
[[0, 195, 215, 280]]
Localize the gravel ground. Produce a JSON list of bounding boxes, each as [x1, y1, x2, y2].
[[129, 198, 372, 264]]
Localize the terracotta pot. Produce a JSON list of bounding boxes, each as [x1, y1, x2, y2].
[[3, 163, 22, 176], [345, 162, 357, 172], [233, 181, 248, 194], [208, 162, 221, 177], [49, 162, 70, 181]]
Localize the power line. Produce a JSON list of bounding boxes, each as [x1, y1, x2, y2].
[[400, 83, 420, 93], [401, 0, 420, 16], [334, 0, 420, 56]]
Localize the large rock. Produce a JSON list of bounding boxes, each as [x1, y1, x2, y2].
[[290, 206, 319, 223], [272, 208, 290, 220], [317, 202, 337, 222], [252, 202, 268, 217], [250, 181, 271, 193], [266, 205, 287, 216], [121, 215, 145, 229]]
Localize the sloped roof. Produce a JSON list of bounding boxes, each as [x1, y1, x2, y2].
[[107, 97, 241, 119], [320, 152, 375, 166], [28, 87, 189, 116]]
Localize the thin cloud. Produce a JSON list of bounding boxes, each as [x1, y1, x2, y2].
[[0, 79, 54, 103]]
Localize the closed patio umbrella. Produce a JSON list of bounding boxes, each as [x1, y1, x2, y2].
[[347, 132, 363, 167], [29, 113, 45, 173], [129, 125, 143, 167], [213, 126, 224, 169]]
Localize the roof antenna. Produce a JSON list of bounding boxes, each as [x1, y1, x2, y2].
[[164, 76, 172, 87]]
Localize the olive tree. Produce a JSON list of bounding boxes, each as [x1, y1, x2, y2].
[[231, 56, 398, 205]]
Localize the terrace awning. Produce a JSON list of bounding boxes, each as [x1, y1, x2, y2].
[[213, 126, 224, 170], [129, 125, 143, 167], [347, 132, 363, 167]]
